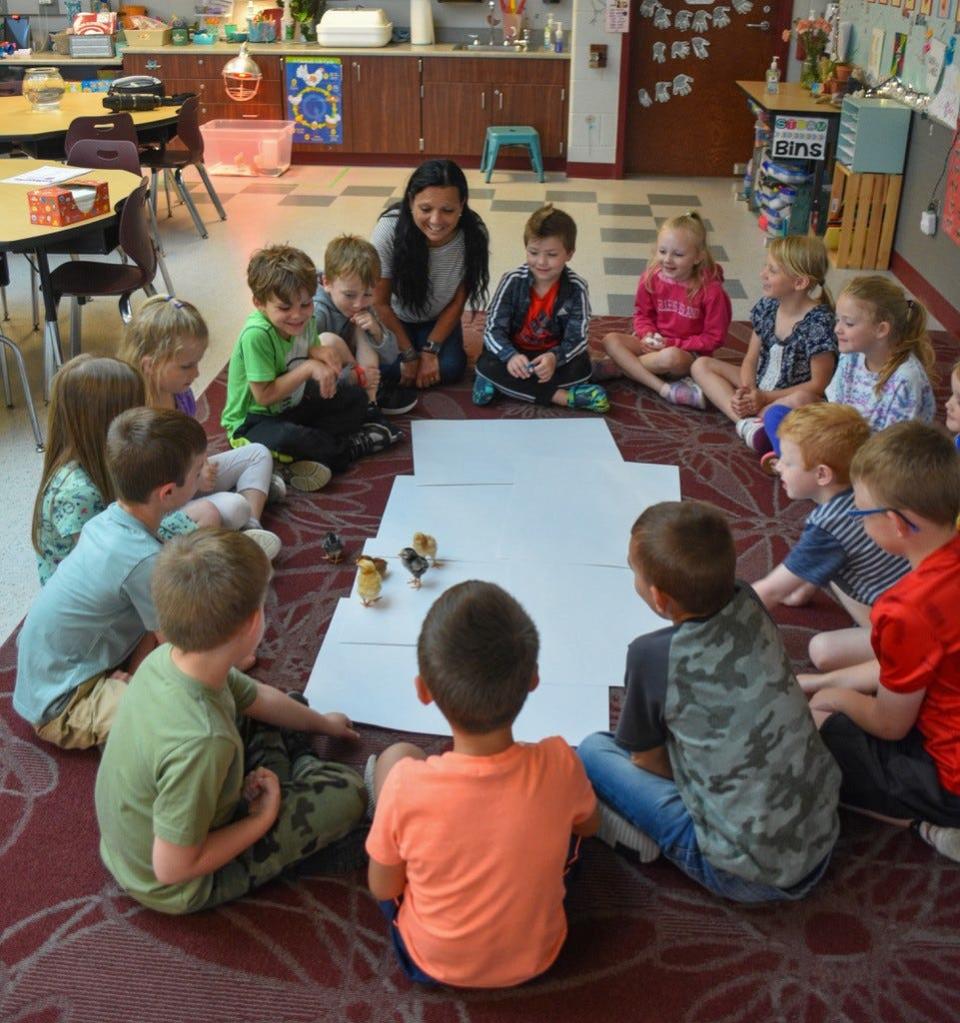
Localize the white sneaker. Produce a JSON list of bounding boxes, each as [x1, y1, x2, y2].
[[916, 821, 960, 862], [244, 528, 282, 561], [363, 753, 377, 820], [596, 801, 660, 862], [268, 471, 287, 503]]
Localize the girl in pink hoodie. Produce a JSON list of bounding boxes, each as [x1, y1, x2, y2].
[[596, 211, 732, 408]]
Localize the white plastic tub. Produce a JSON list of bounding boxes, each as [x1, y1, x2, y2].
[[200, 119, 295, 177], [316, 8, 392, 47]]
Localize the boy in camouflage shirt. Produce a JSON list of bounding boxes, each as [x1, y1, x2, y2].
[[95, 529, 366, 914], [579, 501, 840, 902]]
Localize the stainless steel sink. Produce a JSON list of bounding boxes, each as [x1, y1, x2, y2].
[[452, 43, 527, 52]]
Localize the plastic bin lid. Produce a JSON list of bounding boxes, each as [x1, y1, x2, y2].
[[318, 8, 389, 28]]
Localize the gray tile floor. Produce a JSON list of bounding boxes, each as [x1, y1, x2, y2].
[[0, 166, 936, 640]]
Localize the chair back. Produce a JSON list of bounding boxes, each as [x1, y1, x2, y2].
[[63, 112, 137, 159], [173, 96, 204, 162], [118, 178, 157, 283], [66, 138, 142, 176]]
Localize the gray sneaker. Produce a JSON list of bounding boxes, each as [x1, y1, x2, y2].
[[285, 461, 332, 492], [268, 471, 287, 503], [596, 801, 660, 862], [348, 421, 403, 460]]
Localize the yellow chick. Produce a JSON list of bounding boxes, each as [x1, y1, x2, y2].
[[355, 557, 382, 607], [412, 531, 439, 567]]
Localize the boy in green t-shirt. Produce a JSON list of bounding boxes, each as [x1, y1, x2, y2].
[[94, 528, 366, 914], [221, 244, 401, 491]]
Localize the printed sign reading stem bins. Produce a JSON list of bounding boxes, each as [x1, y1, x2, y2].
[[772, 116, 829, 160]]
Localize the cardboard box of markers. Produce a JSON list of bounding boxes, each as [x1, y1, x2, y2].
[[27, 180, 110, 227]]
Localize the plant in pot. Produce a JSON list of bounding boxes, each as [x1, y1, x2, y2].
[[289, 0, 324, 41], [170, 15, 190, 45]]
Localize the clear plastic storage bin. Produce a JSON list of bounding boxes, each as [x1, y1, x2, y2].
[[199, 119, 295, 177]]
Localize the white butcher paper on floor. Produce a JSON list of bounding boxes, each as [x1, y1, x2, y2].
[[506, 459, 682, 567], [411, 418, 623, 486], [371, 476, 511, 562], [340, 549, 662, 688], [305, 605, 611, 743]]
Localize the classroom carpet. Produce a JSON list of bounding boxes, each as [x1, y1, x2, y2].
[[2, 317, 959, 1023]]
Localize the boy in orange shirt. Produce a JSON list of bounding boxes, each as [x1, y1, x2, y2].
[[365, 580, 599, 987]]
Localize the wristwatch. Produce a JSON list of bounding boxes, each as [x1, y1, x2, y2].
[[399, 347, 420, 363], [422, 341, 443, 356]]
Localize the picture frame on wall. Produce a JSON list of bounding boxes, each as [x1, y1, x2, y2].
[[902, 0, 915, 13], [920, 0, 932, 14], [938, 0, 952, 19]]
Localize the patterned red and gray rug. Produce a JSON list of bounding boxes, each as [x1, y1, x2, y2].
[[2, 317, 959, 1023]]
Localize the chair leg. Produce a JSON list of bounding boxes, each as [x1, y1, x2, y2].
[[150, 168, 159, 217], [0, 284, 8, 322], [163, 168, 174, 218], [174, 168, 208, 240], [42, 319, 62, 401], [29, 260, 39, 330], [0, 340, 11, 406], [69, 297, 82, 359], [195, 163, 227, 222], [146, 197, 175, 295], [0, 332, 44, 450], [484, 141, 498, 183]]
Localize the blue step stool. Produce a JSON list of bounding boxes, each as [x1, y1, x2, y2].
[[481, 125, 545, 183]]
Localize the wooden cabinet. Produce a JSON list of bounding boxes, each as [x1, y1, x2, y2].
[[422, 58, 567, 159], [123, 51, 568, 161], [123, 52, 284, 123]]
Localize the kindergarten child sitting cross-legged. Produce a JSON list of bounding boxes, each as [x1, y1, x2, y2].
[[809, 422, 960, 864], [95, 528, 366, 914], [473, 204, 608, 413], [578, 500, 840, 903], [752, 404, 909, 690], [365, 580, 599, 988]]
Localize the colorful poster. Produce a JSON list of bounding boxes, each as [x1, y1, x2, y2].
[[890, 32, 908, 74], [903, 0, 916, 12], [284, 58, 343, 145], [920, 0, 932, 13], [939, 0, 952, 18], [772, 115, 830, 160]]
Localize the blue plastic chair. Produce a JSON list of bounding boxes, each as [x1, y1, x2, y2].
[[481, 125, 544, 183]]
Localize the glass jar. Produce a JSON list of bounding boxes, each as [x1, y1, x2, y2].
[[22, 67, 66, 111]]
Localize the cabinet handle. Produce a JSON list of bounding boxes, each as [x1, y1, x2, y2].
[[497, 89, 503, 110], [146, 59, 159, 70], [354, 62, 360, 82], [242, 113, 258, 119], [481, 92, 485, 110], [198, 58, 204, 65]]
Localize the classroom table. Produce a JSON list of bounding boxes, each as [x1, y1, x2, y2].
[[0, 157, 143, 403], [0, 91, 181, 159], [736, 81, 844, 233]]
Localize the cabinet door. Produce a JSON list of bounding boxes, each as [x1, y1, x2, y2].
[[493, 83, 566, 158], [422, 82, 488, 157], [347, 57, 420, 154]]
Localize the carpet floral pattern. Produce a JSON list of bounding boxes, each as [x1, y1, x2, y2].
[[1, 317, 958, 1023]]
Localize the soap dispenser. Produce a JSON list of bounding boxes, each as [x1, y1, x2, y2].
[[765, 55, 780, 94]]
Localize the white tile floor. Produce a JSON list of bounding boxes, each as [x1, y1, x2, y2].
[[0, 164, 928, 640]]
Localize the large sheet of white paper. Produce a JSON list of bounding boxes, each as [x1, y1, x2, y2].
[[306, 607, 611, 743], [341, 553, 661, 687], [371, 476, 510, 562], [411, 418, 622, 486], [507, 459, 681, 567]]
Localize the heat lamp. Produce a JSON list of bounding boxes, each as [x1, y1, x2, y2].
[[222, 43, 262, 102]]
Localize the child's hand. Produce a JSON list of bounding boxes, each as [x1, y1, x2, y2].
[[313, 346, 343, 375], [310, 360, 338, 399], [199, 459, 218, 493], [530, 352, 556, 382], [322, 712, 361, 741], [731, 386, 757, 418], [507, 353, 534, 379], [352, 310, 382, 341], [243, 767, 281, 822], [637, 333, 664, 354]]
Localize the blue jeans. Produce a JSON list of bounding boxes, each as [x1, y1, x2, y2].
[[577, 732, 830, 904], [381, 319, 467, 385], [378, 898, 439, 985]]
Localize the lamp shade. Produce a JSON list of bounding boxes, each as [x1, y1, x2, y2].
[[222, 43, 262, 102]]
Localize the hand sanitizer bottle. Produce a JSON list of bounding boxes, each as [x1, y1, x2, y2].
[[544, 15, 553, 52], [765, 55, 781, 95], [554, 22, 564, 53]]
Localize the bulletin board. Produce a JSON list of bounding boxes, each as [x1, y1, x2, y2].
[[943, 138, 960, 244], [839, 0, 956, 97]]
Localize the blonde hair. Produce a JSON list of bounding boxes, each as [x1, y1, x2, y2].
[[31, 355, 145, 555], [119, 295, 209, 406], [850, 420, 960, 526], [839, 276, 936, 395], [778, 403, 869, 486], [247, 244, 317, 305], [324, 234, 381, 288], [152, 528, 271, 652], [767, 235, 833, 308], [642, 210, 716, 298]]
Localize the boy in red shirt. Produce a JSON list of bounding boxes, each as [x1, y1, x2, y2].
[[365, 580, 599, 987], [810, 421, 960, 861], [473, 205, 609, 413]]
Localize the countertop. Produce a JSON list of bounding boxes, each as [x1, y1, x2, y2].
[[123, 41, 570, 58]]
